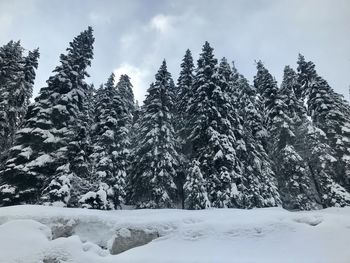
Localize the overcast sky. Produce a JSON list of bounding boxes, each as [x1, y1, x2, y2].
[[1, 0, 349, 102]]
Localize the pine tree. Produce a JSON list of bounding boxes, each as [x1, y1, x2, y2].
[[84, 73, 133, 209], [113, 74, 134, 207], [82, 74, 116, 209], [184, 160, 210, 209], [236, 68, 280, 208], [116, 74, 135, 115], [254, 62, 319, 210], [0, 27, 94, 206], [279, 65, 326, 209], [129, 60, 178, 208], [0, 41, 23, 151], [296, 54, 317, 100], [184, 43, 243, 208], [0, 41, 39, 159], [128, 99, 141, 197], [253, 61, 284, 130], [173, 50, 195, 208], [278, 64, 350, 208], [297, 55, 350, 191], [22, 48, 40, 118], [176, 49, 194, 134]]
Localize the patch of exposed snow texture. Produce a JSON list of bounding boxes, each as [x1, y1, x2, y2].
[[0, 205, 350, 262], [118, 228, 131, 238], [27, 154, 53, 167]]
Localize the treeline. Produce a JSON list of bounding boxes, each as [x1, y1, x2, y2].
[[0, 27, 350, 210]]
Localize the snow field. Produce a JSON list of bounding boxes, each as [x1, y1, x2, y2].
[[0, 205, 350, 263]]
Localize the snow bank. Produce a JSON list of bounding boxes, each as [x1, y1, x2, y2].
[[0, 205, 350, 263]]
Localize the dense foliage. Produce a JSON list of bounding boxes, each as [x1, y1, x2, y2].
[[1, 28, 349, 210]]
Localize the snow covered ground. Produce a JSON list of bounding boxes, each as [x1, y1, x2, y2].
[[0, 205, 350, 263]]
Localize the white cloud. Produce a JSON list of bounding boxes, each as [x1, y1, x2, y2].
[[149, 14, 173, 34], [1, 0, 349, 100], [114, 63, 151, 103]]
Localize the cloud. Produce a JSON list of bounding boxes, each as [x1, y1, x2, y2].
[[149, 14, 173, 34], [114, 63, 151, 103], [1, 0, 349, 102]]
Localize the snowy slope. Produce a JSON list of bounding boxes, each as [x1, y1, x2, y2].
[[0, 205, 350, 263]]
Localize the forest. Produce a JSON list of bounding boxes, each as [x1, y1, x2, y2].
[[0, 26, 350, 211]]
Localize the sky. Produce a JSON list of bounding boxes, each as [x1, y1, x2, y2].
[[0, 0, 349, 103]]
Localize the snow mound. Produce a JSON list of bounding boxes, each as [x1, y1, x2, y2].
[[0, 205, 350, 262]]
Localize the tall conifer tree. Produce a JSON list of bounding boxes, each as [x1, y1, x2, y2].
[[129, 61, 178, 208], [175, 50, 195, 207], [297, 55, 350, 191], [0, 41, 39, 159], [236, 66, 280, 208], [184, 43, 243, 208], [254, 62, 319, 210], [0, 27, 94, 206]]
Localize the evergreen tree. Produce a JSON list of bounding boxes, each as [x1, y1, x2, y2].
[[253, 61, 284, 130], [84, 73, 133, 209], [0, 27, 94, 206], [129, 61, 178, 208], [116, 74, 135, 115], [176, 49, 194, 132], [297, 55, 350, 191], [184, 160, 210, 209], [296, 54, 317, 100], [279, 65, 350, 208], [236, 69, 280, 208], [0, 41, 22, 157], [113, 74, 134, 207], [174, 50, 195, 207], [185, 43, 243, 208], [254, 62, 319, 210], [83, 74, 117, 209], [23, 48, 40, 117], [0, 41, 39, 159]]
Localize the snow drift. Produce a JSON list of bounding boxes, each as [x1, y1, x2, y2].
[[0, 205, 350, 263]]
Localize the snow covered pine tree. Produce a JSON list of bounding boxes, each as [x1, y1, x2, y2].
[[82, 73, 134, 209], [0, 41, 39, 160], [297, 55, 350, 192], [173, 49, 195, 207], [277, 65, 349, 208], [254, 61, 319, 210], [129, 60, 179, 208], [184, 160, 210, 209], [81, 73, 119, 209], [184, 43, 243, 208], [233, 63, 280, 208], [0, 27, 94, 206]]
